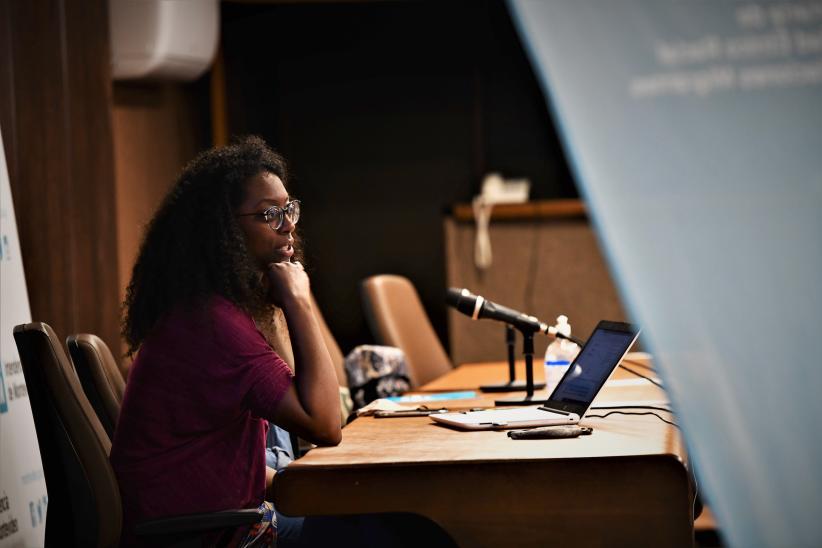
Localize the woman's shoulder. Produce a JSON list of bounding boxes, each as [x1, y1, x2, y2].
[[151, 295, 259, 348], [205, 295, 269, 350], [159, 295, 251, 330], [207, 294, 253, 323]]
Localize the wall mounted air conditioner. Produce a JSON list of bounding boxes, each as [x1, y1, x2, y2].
[[109, 0, 219, 81]]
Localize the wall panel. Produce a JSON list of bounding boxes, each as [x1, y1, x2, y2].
[[111, 82, 209, 316], [220, 1, 576, 354], [0, 0, 120, 352], [445, 203, 628, 365]]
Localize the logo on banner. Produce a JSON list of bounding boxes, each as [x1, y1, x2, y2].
[[0, 369, 7, 414]]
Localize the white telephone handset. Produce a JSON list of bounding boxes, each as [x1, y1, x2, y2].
[[472, 173, 530, 269]]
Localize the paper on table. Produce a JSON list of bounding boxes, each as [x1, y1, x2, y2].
[[355, 399, 415, 416]]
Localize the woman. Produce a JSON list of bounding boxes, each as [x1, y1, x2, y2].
[[112, 137, 341, 547]]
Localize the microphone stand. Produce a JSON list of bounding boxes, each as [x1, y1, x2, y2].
[[494, 327, 544, 405], [479, 324, 545, 393], [506, 323, 516, 382]]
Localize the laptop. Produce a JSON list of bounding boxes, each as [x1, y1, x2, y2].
[[430, 320, 640, 430]]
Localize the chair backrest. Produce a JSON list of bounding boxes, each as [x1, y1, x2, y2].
[[360, 274, 453, 387], [13, 322, 122, 548], [310, 292, 347, 387], [66, 333, 126, 439]]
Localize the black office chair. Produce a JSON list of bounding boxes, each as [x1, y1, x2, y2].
[[14, 322, 262, 547], [66, 333, 124, 439]]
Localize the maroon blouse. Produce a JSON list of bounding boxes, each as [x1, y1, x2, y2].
[[111, 296, 293, 545]]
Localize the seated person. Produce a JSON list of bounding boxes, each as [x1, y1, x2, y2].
[[112, 137, 341, 547]]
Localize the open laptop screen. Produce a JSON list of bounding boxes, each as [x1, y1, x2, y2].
[[546, 321, 639, 416]]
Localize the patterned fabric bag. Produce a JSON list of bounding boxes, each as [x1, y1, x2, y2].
[[210, 501, 276, 547], [344, 345, 411, 410], [238, 501, 277, 547]]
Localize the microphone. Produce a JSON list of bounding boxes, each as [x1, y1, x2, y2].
[[446, 288, 587, 345], [446, 288, 548, 334]]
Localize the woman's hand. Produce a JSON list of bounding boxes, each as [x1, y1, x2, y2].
[[265, 260, 310, 309]]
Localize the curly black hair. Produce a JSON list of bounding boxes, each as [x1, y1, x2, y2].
[[122, 136, 291, 356]]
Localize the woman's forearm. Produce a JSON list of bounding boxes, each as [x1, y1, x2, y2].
[[280, 295, 342, 445]]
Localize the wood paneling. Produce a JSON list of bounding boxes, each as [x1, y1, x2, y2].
[[451, 198, 586, 222], [111, 82, 208, 315], [0, 0, 120, 352], [444, 212, 629, 364]]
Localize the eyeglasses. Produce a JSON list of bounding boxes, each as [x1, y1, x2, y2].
[[237, 200, 301, 231]]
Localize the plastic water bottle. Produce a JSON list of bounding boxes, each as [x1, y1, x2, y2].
[[544, 315, 580, 395]]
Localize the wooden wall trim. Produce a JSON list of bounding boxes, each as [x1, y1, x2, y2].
[[451, 198, 586, 222]]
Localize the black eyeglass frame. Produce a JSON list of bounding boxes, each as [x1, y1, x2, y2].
[[236, 199, 301, 231]]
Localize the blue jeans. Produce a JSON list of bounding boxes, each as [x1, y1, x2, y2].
[[265, 423, 294, 472], [266, 424, 303, 543]]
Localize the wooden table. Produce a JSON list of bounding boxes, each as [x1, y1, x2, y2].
[[275, 356, 694, 547]]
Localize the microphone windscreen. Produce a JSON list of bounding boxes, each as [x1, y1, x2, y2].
[[445, 287, 463, 306], [445, 287, 477, 316]]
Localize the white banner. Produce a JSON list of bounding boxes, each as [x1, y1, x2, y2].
[[0, 126, 47, 546], [508, 1, 822, 545]]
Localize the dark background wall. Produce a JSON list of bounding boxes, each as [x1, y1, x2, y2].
[[221, 0, 577, 354]]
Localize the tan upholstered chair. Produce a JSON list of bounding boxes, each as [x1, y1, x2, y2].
[[266, 293, 347, 388], [13, 322, 261, 547], [360, 274, 453, 387], [311, 293, 347, 387], [66, 333, 125, 439]]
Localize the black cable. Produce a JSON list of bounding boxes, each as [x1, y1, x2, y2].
[[691, 466, 702, 520], [591, 404, 672, 413], [618, 363, 664, 388], [585, 410, 679, 428], [590, 401, 700, 518], [553, 331, 585, 347]]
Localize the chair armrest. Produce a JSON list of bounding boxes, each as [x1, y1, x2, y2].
[[134, 508, 263, 537]]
